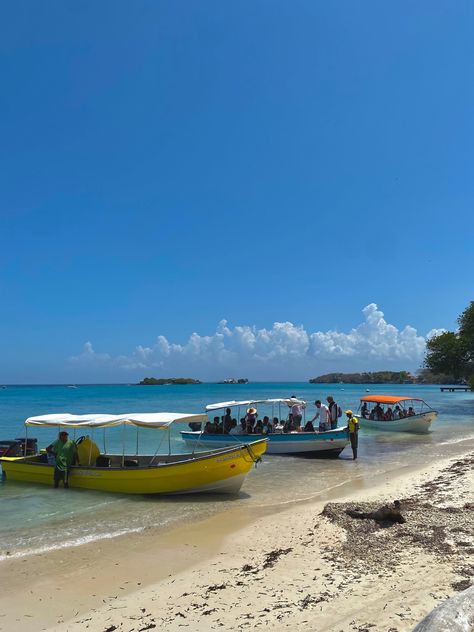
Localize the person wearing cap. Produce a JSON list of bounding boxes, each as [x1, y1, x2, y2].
[[46, 430, 78, 488], [345, 410, 359, 460]]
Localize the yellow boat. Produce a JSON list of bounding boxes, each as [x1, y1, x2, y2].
[[0, 412, 267, 495]]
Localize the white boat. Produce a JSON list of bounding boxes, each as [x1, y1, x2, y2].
[[180, 399, 350, 457], [358, 396, 438, 434]]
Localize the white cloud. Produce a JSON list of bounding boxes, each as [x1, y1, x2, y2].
[[68, 304, 437, 380], [69, 341, 111, 365]]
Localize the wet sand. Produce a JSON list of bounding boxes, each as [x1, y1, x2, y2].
[[1, 450, 472, 632]]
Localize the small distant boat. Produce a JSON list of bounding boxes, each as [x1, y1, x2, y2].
[[67, 385, 78, 389], [358, 395, 438, 434], [181, 399, 350, 458], [0, 413, 267, 495]]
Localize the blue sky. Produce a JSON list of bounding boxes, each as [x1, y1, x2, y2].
[[1, 1, 473, 382]]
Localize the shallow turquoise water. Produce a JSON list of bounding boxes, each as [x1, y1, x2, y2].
[[0, 383, 473, 559]]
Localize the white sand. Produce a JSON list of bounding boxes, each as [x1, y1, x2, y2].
[[1, 451, 472, 632]]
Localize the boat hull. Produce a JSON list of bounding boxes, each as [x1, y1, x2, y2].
[[360, 411, 437, 434], [0, 440, 267, 495], [180, 429, 350, 457]]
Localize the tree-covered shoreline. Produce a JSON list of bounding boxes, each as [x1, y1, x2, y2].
[[309, 371, 414, 384], [138, 377, 202, 385], [424, 301, 474, 389]]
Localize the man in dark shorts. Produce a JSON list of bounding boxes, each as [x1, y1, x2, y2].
[[46, 431, 78, 488], [345, 410, 359, 460]]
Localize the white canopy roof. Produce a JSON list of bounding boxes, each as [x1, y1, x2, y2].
[[206, 398, 306, 411], [25, 412, 207, 429]]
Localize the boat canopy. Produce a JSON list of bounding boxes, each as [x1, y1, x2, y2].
[[206, 398, 306, 411], [359, 396, 425, 405], [25, 412, 208, 429]]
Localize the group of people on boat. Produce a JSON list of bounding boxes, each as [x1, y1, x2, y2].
[[360, 402, 416, 421], [201, 396, 344, 435]]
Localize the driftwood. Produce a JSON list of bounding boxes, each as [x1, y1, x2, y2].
[[345, 500, 406, 525]]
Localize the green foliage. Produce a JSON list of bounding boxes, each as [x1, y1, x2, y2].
[[458, 302, 474, 376], [416, 369, 456, 384], [424, 301, 474, 383], [139, 377, 201, 385], [309, 371, 414, 384]]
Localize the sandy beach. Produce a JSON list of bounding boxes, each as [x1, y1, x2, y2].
[[0, 449, 472, 632]]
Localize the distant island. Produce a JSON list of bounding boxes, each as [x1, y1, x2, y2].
[[309, 370, 457, 384], [218, 378, 249, 384], [138, 377, 202, 385], [309, 371, 415, 384]]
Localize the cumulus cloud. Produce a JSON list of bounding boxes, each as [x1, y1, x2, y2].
[[69, 341, 111, 365], [68, 304, 437, 379]]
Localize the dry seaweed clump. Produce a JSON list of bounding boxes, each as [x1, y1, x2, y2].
[[321, 455, 474, 590]]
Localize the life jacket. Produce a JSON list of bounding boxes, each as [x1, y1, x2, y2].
[[76, 436, 101, 466]]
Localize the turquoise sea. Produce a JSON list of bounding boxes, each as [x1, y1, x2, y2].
[[0, 383, 473, 560]]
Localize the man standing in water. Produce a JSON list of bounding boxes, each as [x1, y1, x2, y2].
[[46, 430, 78, 488], [345, 410, 359, 460]]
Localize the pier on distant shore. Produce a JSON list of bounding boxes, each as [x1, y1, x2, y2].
[[440, 386, 472, 392]]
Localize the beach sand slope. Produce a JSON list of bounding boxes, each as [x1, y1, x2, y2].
[[36, 453, 474, 632]]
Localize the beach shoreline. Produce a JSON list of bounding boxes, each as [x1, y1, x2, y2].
[[1, 444, 472, 632]]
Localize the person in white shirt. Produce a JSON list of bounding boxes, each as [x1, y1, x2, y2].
[[273, 417, 284, 433], [309, 400, 330, 432]]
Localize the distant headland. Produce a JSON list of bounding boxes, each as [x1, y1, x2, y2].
[[138, 377, 202, 385], [309, 370, 456, 384]]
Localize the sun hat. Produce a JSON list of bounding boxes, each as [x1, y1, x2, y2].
[[345, 409, 353, 415], [247, 407, 257, 414]]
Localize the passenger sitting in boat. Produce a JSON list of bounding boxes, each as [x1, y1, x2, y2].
[[239, 418, 247, 433], [273, 418, 284, 433], [283, 413, 295, 433], [223, 408, 233, 433], [393, 405, 402, 419], [401, 408, 408, 418], [384, 407, 393, 421], [254, 419, 264, 434], [407, 407, 415, 416], [303, 420, 315, 432], [369, 408, 375, 420], [262, 416, 273, 434], [204, 420, 216, 434], [373, 403, 384, 420], [229, 419, 240, 435], [361, 402, 369, 419], [188, 421, 203, 431]]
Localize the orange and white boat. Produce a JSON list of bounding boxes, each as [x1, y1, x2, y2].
[[358, 395, 438, 433]]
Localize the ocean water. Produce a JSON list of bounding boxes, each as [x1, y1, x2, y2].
[[0, 383, 473, 559]]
